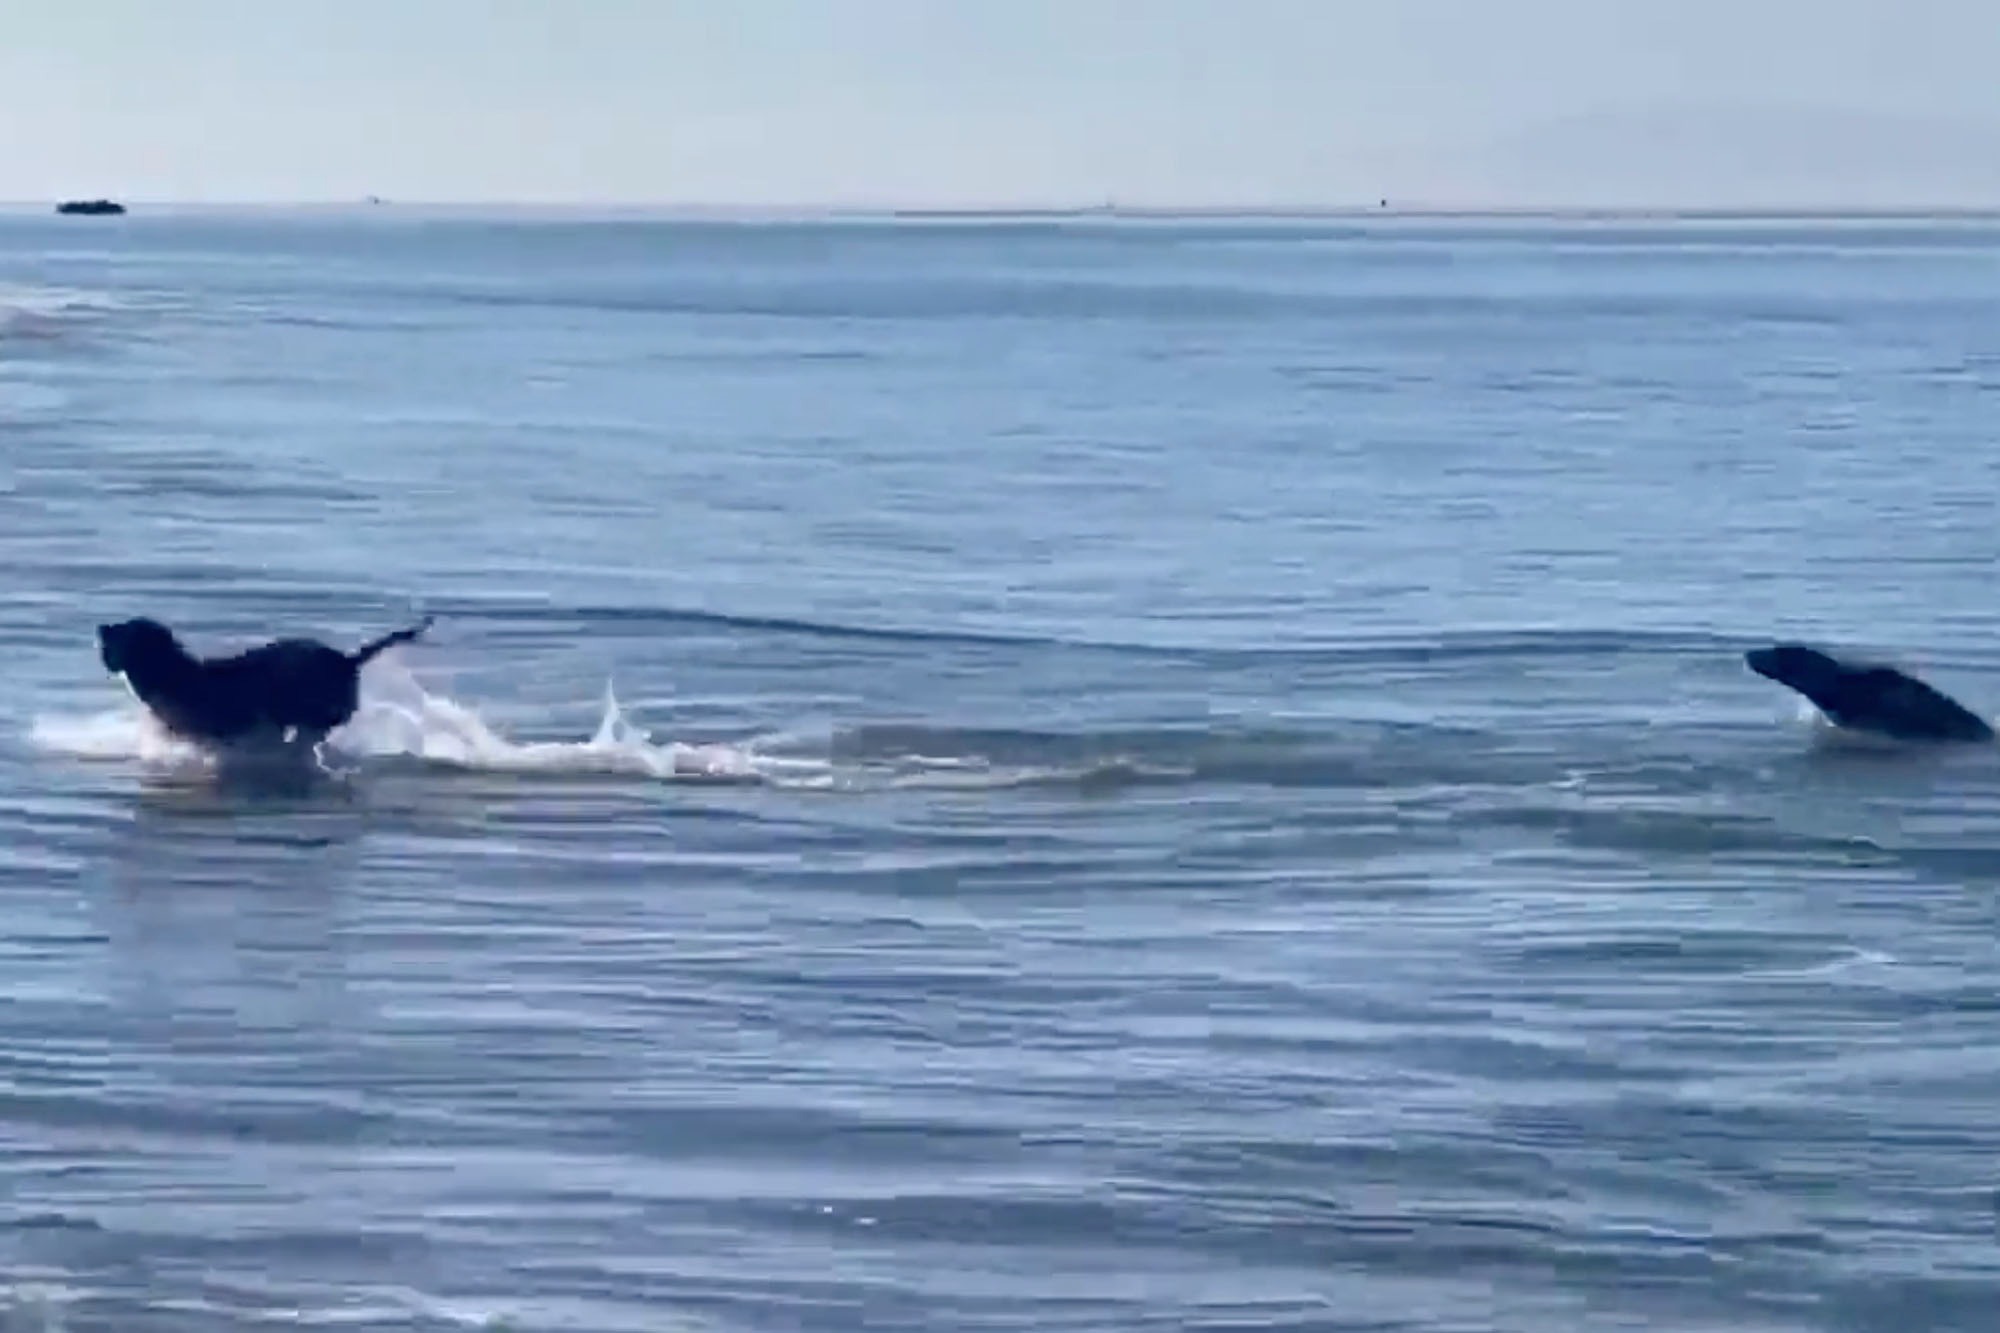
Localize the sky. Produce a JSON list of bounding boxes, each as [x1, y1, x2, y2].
[[3, 0, 1998, 208]]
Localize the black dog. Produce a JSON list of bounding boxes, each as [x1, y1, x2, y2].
[[1744, 642, 1995, 744], [97, 614, 435, 754]]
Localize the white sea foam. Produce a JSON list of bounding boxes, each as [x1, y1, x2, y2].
[[29, 655, 1175, 794], [29, 656, 806, 786]]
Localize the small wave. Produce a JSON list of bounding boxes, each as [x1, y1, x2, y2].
[[144, 1282, 523, 1331], [444, 599, 1747, 666], [0, 284, 127, 340], [1745, 946, 1898, 981]]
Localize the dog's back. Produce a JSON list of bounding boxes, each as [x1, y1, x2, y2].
[[210, 638, 366, 736]]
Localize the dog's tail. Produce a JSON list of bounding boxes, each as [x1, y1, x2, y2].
[[351, 614, 435, 667]]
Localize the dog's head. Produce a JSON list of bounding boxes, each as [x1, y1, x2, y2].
[[96, 617, 188, 679]]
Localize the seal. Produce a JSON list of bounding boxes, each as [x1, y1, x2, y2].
[[1744, 642, 1994, 744]]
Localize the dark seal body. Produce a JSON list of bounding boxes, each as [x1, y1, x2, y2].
[[1744, 642, 1995, 744]]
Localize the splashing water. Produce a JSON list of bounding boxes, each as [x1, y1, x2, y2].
[[334, 658, 777, 782], [28, 657, 809, 786], [27, 656, 1186, 794]]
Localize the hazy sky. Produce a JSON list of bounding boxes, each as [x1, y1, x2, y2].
[[5, 0, 1998, 206]]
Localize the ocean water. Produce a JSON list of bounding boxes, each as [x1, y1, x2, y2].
[[3, 208, 2000, 1331]]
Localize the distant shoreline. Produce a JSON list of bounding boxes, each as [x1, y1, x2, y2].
[[6, 200, 2000, 223]]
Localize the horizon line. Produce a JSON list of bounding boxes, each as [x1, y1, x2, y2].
[[14, 198, 2000, 221]]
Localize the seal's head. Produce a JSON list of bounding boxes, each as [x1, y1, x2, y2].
[[1744, 642, 1846, 698]]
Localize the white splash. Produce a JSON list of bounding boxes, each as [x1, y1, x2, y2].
[[28, 702, 206, 766], [336, 658, 774, 781], [29, 657, 817, 787], [28, 657, 1161, 794]]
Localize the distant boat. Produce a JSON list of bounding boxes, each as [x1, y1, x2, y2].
[[56, 199, 126, 216]]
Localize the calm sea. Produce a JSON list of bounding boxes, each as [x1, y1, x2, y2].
[[4, 208, 2000, 1331]]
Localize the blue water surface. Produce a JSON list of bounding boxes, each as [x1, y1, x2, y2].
[[3, 208, 1999, 1331]]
